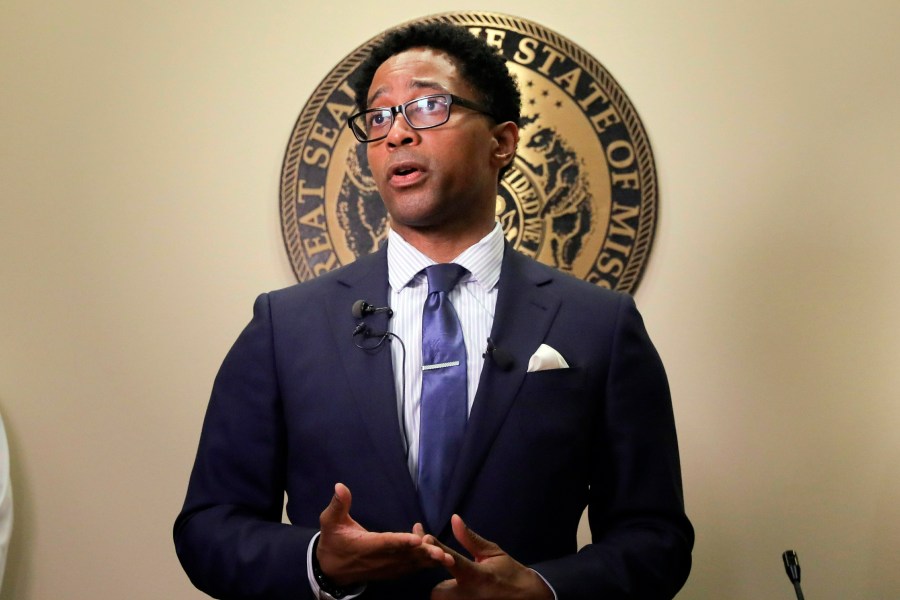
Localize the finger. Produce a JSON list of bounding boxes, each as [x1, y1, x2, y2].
[[450, 514, 502, 561], [412, 523, 449, 563], [417, 535, 455, 568], [430, 577, 459, 599], [319, 482, 352, 527], [334, 482, 352, 510], [423, 534, 477, 577], [358, 530, 426, 553]]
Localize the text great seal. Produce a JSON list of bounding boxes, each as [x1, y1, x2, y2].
[[281, 12, 658, 292]]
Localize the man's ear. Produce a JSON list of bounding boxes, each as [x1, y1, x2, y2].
[[490, 121, 519, 170]]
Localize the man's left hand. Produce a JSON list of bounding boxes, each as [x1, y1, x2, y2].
[[425, 515, 554, 600]]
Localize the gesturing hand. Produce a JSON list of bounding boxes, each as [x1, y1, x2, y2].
[[426, 515, 554, 600], [316, 483, 453, 587]]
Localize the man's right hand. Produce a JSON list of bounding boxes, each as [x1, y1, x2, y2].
[[316, 483, 454, 587]]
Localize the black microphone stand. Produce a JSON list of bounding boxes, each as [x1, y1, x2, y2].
[[782, 549, 805, 600]]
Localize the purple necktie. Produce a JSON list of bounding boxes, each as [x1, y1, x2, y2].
[[417, 263, 468, 532]]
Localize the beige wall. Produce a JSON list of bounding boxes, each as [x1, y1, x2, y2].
[[1, 1, 898, 598]]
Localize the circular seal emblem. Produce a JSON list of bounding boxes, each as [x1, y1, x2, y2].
[[281, 12, 657, 292]]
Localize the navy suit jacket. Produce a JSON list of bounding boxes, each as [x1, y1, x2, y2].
[[175, 245, 693, 599]]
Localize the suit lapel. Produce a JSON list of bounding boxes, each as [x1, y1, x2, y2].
[[324, 249, 423, 521], [438, 247, 561, 529]]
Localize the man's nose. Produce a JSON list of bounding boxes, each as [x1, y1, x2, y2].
[[385, 112, 419, 147]]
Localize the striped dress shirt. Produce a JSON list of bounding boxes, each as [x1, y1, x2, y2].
[[386, 222, 504, 483]]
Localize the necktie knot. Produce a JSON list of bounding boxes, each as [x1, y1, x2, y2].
[[425, 263, 467, 295]]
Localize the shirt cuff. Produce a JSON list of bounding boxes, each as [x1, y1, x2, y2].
[[531, 568, 559, 600], [306, 532, 366, 600]]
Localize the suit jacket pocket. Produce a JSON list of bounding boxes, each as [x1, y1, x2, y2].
[[511, 367, 592, 445]]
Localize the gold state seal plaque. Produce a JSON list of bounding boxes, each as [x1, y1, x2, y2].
[[281, 12, 658, 292]]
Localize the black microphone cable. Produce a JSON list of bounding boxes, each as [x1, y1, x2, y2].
[[351, 302, 410, 457]]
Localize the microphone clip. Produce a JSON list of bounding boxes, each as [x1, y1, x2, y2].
[[484, 337, 515, 371], [351, 299, 393, 350], [352, 299, 394, 319]]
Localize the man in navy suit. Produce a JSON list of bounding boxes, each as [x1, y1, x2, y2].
[[175, 22, 693, 599]]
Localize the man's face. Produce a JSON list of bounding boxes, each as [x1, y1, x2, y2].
[[365, 48, 509, 242]]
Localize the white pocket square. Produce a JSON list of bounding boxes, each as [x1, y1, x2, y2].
[[527, 343, 570, 372]]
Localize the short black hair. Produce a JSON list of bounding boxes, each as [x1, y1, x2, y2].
[[352, 21, 521, 129]]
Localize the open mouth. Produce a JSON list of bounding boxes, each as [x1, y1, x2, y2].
[[388, 162, 425, 184]]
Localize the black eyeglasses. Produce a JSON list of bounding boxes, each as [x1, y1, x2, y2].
[[347, 93, 494, 143]]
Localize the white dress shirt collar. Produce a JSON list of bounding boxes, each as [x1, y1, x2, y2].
[[386, 222, 505, 293]]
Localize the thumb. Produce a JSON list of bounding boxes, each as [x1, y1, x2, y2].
[[450, 514, 501, 561], [320, 482, 352, 527]]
